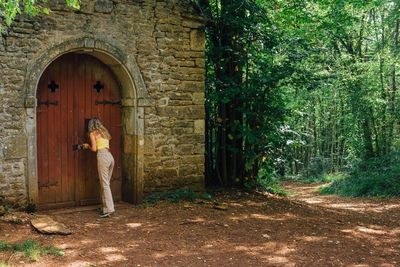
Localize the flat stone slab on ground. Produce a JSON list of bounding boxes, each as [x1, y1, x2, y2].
[[31, 215, 71, 235]]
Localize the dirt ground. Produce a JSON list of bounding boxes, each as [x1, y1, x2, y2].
[[1, 181, 400, 267]]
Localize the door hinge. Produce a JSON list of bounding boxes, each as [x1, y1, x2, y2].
[[37, 100, 58, 106], [95, 100, 121, 105], [38, 181, 59, 188]]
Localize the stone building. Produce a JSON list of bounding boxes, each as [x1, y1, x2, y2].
[[0, 0, 205, 210]]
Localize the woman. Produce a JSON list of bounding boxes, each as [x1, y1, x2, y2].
[[83, 118, 115, 218]]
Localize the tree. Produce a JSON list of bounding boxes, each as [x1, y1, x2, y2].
[[284, 0, 400, 176], [199, 0, 291, 188], [0, 0, 79, 30]]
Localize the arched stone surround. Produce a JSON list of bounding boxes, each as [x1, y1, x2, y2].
[[24, 37, 151, 207]]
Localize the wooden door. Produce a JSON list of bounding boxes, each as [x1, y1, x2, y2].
[[37, 53, 122, 210]]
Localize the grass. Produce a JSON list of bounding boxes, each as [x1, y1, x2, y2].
[[0, 239, 64, 262]]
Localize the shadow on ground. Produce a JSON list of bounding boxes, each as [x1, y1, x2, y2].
[[1, 185, 400, 266]]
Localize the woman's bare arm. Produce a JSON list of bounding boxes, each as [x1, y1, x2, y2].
[[84, 132, 97, 152]]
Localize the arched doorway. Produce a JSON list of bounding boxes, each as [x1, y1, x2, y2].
[[36, 53, 122, 210]]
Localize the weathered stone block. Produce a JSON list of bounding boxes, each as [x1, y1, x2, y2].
[[144, 135, 154, 155], [175, 51, 204, 59], [158, 145, 174, 156], [3, 135, 27, 159], [195, 58, 205, 67], [194, 144, 205, 154], [172, 127, 194, 135], [192, 92, 204, 105], [180, 164, 199, 176], [183, 20, 204, 28], [180, 134, 204, 144], [181, 155, 204, 165], [175, 144, 193, 155], [190, 29, 205, 51], [94, 0, 114, 13], [168, 92, 193, 100], [194, 119, 205, 134], [155, 168, 178, 178], [181, 81, 205, 92]]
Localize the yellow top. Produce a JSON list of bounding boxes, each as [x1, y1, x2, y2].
[[96, 138, 110, 151]]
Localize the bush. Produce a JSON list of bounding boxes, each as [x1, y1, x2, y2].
[[320, 152, 400, 197], [284, 172, 343, 184], [301, 156, 331, 178], [244, 166, 287, 196]]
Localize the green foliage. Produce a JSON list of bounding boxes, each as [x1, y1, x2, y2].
[[143, 189, 212, 205], [0, 239, 64, 262], [243, 165, 287, 196], [281, 0, 400, 187], [320, 152, 400, 197], [0, 0, 80, 30], [301, 157, 332, 178], [285, 172, 346, 184], [202, 0, 290, 188]]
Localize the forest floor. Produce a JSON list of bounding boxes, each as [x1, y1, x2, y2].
[[1, 181, 400, 266]]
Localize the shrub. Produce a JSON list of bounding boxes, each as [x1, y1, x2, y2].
[[244, 166, 287, 196], [320, 151, 400, 197]]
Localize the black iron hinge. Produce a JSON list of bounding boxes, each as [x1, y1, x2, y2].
[[38, 181, 59, 188], [38, 100, 58, 106], [95, 100, 121, 105]]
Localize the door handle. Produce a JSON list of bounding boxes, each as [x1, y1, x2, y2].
[[73, 144, 84, 151]]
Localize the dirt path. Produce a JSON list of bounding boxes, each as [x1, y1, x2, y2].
[[1, 183, 400, 266]]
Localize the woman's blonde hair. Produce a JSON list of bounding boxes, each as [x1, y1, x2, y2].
[[88, 118, 111, 140]]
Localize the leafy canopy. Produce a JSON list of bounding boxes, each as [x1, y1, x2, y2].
[[0, 0, 79, 30]]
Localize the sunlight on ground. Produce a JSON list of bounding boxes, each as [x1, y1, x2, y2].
[[232, 242, 295, 265], [189, 217, 206, 223], [125, 222, 142, 228], [250, 213, 296, 221], [340, 225, 400, 253], [341, 226, 390, 237], [298, 236, 325, 242], [304, 199, 323, 204], [153, 252, 170, 258], [99, 247, 119, 253], [79, 239, 98, 245], [104, 254, 127, 261], [289, 185, 400, 213], [84, 223, 100, 228], [69, 261, 94, 267], [358, 227, 387, 235]]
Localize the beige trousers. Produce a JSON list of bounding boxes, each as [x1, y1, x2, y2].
[[97, 149, 115, 213]]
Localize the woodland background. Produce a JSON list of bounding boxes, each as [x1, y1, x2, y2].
[[2, 0, 400, 197]]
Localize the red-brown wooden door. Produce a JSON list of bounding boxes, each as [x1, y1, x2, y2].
[[37, 53, 122, 210]]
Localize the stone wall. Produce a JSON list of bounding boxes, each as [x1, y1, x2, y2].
[[0, 0, 205, 207]]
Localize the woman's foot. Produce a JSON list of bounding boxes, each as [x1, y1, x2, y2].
[[99, 211, 114, 218]]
